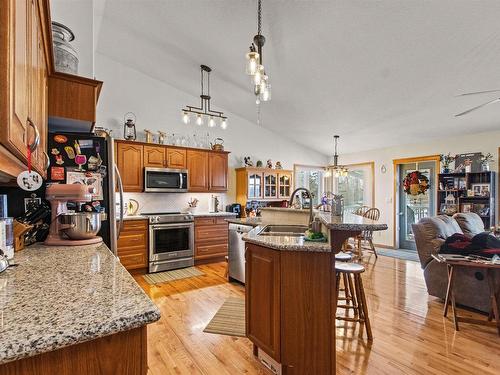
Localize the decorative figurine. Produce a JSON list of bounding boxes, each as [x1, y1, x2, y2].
[[275, 161, 283, 169], [256, 160, 263, 167], [266, 159, 273, 168], [144, 129, 154, 143], [158, 131, 166, 145], [244, 157, 253, 167]]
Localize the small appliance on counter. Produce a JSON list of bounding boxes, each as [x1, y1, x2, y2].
[[226, 203, 242, 218], [44, 184, 103, 246]]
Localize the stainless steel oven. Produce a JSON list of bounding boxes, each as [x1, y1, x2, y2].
[[144, 168, 188, 192], [146, 212, 194, 273]]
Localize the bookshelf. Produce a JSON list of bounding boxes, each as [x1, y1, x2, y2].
[[437, 171, 496, 228]]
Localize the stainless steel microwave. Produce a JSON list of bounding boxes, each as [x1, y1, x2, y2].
[[144, 168, 188, 192]]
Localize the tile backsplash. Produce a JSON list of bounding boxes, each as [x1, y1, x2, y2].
[[119, 192, 229, 215]]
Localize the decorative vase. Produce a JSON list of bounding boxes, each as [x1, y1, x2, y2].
[[52, 22, 78, 74], [443, 167, 450, 174]]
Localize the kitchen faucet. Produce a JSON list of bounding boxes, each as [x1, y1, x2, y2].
[[288, 187, 314, 228]]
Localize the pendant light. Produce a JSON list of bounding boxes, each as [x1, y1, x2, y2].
[[329, 135, 348, 177], [245, 0, 271, 103], [182, 65, 228, 129]]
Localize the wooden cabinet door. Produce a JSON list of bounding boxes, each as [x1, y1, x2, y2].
[[245, 244, 281, 361], [143, 146, 165, 168], [208, 152, 228, 191], [4, 0, 30, 158], [247, 172, 263, 199], [187, 150, 208, 191], [264, 172, 278, 199], [116, 142, 144, 192], [166, 147, 187, 169], [278, 172, 293, 199]]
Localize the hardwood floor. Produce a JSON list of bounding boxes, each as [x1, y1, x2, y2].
[[135, 256, 500, 375]]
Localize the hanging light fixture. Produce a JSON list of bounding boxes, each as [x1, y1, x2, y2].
[[182, 65, 228, 129], [328, 135, 348, 178], [245, 0, 271, 103]]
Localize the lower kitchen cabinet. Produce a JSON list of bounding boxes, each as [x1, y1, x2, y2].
[[117, 219, 148, 271], [194, 216, 230, 264]]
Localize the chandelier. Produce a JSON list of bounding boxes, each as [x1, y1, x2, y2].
[[326, 135, 348, 178], [245, 0, 271, 104], [182, 65, 228, 129]]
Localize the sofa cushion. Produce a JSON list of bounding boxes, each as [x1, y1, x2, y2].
[[418, 215, 463, 240], [453, 212, 485, 237]]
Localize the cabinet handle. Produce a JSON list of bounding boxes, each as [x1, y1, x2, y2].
[[27, 118, 40, 153], [43, 151, 50, 171]]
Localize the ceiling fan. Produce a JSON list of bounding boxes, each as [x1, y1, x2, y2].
[[455, 89, 500, 117]]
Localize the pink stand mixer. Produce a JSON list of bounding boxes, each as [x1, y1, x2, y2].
[[45, 184, 103, 246]]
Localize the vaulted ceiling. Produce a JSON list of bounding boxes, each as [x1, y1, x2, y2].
[[96, 0, 500, 155]]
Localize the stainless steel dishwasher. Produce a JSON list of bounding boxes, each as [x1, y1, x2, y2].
[[228, 223, 254, 283]]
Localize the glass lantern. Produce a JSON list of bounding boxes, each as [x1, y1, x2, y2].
[[123, 112, 137, 141]]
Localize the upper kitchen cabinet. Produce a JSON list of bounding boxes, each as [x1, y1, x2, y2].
[[48, 72, 102, 131], [144, 145, 165, 168], [278, 171, 293, 199], [0, 0, 52, 181], [166, 147, 187, 169], [116, 142, 144, 192], [208, 152, 228, 192], [187, 149, 209, 192]]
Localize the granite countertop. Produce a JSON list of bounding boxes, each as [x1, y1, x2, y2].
[[242, 225, 331, 252], [122, 212, 237, 221], [318, 212, 388, 231], [226, 217, 262, 227], [0, 243, 160, 365]]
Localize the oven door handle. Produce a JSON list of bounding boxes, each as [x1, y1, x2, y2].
[[151, 223, 194, 230]]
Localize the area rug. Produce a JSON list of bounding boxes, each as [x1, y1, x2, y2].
[[143, 267, 204, 285], [203, 297, 246, 337], [376, 248, 420, 262]]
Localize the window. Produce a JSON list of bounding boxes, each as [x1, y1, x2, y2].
[[294, 165, 326, 206], [333, 162, 374, 213]]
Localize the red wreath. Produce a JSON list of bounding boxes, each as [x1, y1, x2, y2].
[[403, 171, 429, 196]]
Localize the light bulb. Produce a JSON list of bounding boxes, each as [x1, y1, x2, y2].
[[196, 114, 203, 126], [208, 117, 216, 128], [253, 65, 264, 85], [324, 170, 332, 178], [220, 118, 228, 130], [334, 170, 340, 178], [182, 112, 190, 124], [245, 51, 260, 75]]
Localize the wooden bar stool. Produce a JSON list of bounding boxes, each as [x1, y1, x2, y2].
[[335, 262, 372, 340], [335, 252, 356, 309]]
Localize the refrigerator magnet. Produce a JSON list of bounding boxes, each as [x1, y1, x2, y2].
[[50, 166, 65, 181], [64, 146, 75, 159], [55, 154, 64, 165], [78, 139, 93, 149], [53, 134, 68, 144]]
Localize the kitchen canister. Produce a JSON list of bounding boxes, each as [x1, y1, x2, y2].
[[52, 21, 78, 74], [0, 218, 14, 260]]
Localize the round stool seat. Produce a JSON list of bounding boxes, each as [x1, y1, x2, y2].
[[335, 252, 353, 261], [335, 262, 365, 274]]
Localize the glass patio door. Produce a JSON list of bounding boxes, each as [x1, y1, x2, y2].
[[398, 161, 436, 250]]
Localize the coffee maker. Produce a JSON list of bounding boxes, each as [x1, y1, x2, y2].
[[44, 184, 103, 246]]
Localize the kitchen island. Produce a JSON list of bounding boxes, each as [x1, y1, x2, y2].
[[0, 242, 160, 374], [243, 212, 387, 375]]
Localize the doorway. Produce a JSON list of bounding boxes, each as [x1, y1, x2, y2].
[[394, 157, 439, 250]]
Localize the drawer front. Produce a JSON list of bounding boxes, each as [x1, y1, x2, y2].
[[195, 242, 228, 259], [216, 217, 231, 225], [195, 224, 228, 242], [195, 217, 217, 226], [117, 232, 147, 249], [119, 252, 148, 269], [122, 219, 148, 232]]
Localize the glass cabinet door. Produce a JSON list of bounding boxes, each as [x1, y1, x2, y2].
[[248, 173, 263, 198], [264, 173, 278, 198], [278, 173, 292, 198]]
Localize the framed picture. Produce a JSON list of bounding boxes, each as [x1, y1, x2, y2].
[[461, 203, 473, 213], [471, 183, 490, 197], [454, 152, 482, 173]]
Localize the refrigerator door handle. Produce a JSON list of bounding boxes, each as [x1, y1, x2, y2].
[[115, 163, 124, 238]]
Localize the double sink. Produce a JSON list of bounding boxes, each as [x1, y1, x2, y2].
[[258, 225, 308, 237]]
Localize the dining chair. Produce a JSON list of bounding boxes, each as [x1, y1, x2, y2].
[[356, 208, 380, 258]]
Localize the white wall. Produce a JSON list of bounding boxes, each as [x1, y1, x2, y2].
[[336, 131, 500, 247], [95, 52, 327, 213], [50, 0, 94, 78]]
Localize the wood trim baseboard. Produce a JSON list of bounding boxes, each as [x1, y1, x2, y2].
[[373, 243, 396, 249]]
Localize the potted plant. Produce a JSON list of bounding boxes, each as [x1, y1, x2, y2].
[[481, 153, 494, 171], [440, 153, 455, 174]]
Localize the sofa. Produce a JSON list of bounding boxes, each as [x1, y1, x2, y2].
[[412, 213, 499, 313]]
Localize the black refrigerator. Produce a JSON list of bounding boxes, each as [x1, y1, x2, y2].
[[46, 132, 122, 253]]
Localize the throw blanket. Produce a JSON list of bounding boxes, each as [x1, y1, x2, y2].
[[440, 232, 500, 258]]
